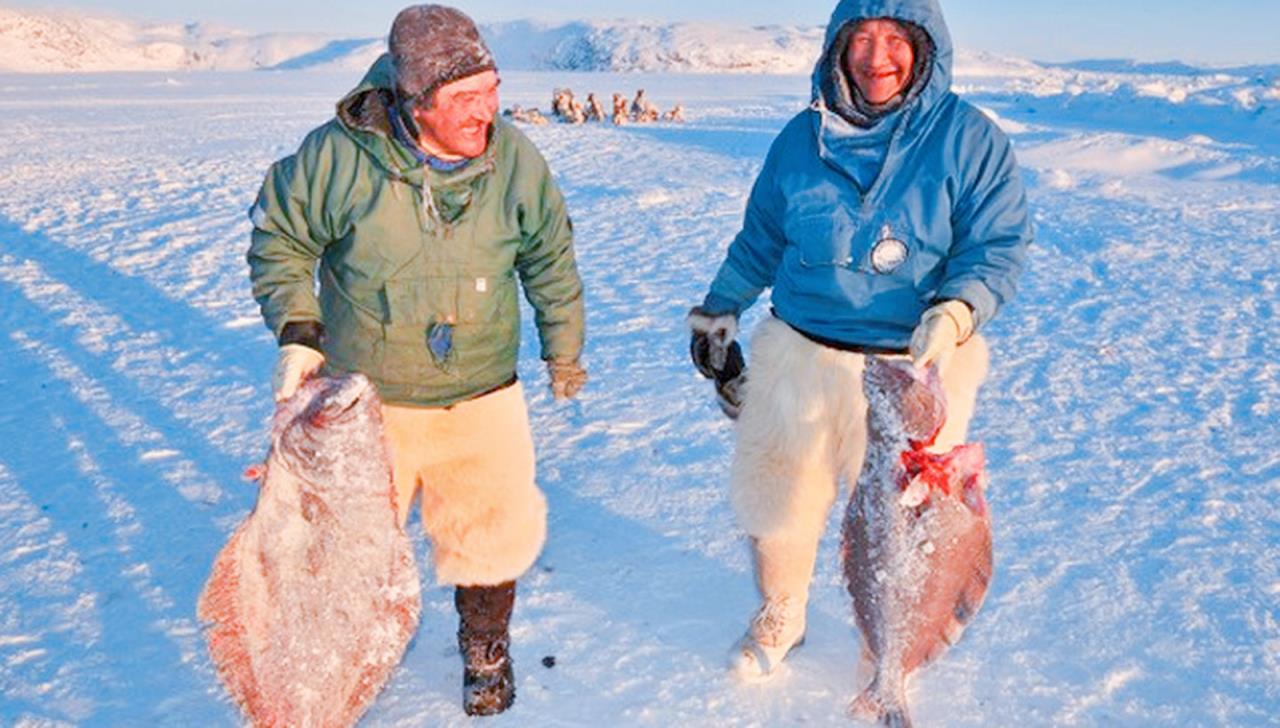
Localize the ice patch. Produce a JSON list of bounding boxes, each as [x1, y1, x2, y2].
[[1059, 665, 1144, 722], [975, 104, 1029, 134], [1021, 134, 1206, 176], [6, 649, 48, 667], [1043, 169, 1074, 190], [636, 189, 674, 208], [138, 449, 178, 461]]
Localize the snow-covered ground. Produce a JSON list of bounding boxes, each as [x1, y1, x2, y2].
[[0, 60, 1277, 727]]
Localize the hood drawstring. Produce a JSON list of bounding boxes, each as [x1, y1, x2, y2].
[[420, 185, 440, 232]]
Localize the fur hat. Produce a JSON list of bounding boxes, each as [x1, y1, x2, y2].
[[389, 5, 496, 106]]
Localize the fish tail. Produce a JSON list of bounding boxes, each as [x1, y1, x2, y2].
[[849, 678, 912, 728], [880, 707, 913, 728]]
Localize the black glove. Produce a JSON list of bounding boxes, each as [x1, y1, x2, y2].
[[687, 306, 746, 419], [687, 306, 738, 377]]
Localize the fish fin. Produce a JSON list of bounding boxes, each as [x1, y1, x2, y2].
[[954, 541, 994, 624], [881, 708, 914, 728], [922, 639, 949, 666], [850, 683, 913, 728], [849, 688, 882, 721], [197, 531, 270, 720], [857, 646, 877, 682], [961, 472, 988, 515]]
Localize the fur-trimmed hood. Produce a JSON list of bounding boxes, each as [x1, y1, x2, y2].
[[811, 0, 953, 124]]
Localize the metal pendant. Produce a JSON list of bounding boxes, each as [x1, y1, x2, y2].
[[870, 224, 909, 274]]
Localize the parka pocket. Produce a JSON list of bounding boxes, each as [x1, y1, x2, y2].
[[384, 279, 454, 325], [382, 279, 458, 376], [457, 271, 516, 324], [786, 212, 855, 268]]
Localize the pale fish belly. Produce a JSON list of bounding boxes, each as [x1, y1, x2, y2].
[[198, 375, 422, 728], [842, 358, 992, 728]]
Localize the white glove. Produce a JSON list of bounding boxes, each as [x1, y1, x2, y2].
[[909, 300, 974, 373], [272, 344, 325, 402]]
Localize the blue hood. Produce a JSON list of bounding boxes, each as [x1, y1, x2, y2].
[[811, 0, 953, 119]]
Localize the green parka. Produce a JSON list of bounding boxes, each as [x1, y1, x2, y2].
[[248, 55, 585, 407]]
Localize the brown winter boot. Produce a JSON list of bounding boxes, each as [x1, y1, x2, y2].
[[456, 581, 516, 716]]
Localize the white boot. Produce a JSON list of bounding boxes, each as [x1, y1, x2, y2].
[[729, 594, 807, 680]]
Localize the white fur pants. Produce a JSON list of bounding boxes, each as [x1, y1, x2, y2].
[[731, 318, 989, 601], [382, 382, 547, 588]]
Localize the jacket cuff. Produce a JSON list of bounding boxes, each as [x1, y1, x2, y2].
[[700, 292, 740, 317], [279, 320, 325, 352], [936, 279, 997, 330]]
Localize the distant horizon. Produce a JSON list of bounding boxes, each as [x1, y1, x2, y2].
[[3, 1, 1279, 66]]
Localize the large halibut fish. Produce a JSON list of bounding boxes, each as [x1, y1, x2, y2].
[[198, 374, 421, 727], [842, 358, 992, 727]]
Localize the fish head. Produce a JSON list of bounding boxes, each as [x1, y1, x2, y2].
[[863, 357, 947, 446], [273, 374, 389, 490], [302, 374, 377, 428]]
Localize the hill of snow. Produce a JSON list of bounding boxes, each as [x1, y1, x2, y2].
[[0, 8, 824, 74], [0, 8, 347, 71], [483, 19, 825, 74]]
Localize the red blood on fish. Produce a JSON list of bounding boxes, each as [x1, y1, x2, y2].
[[842, 358, 993, 727], [198, 374, 421, 727]]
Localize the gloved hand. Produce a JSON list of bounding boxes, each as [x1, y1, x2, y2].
[[909, 300, 974, 373], [548, 359, 588, 400], [688, 306, 746, 419], [687, 306, 739, 378], [272, 344, 325, 402]]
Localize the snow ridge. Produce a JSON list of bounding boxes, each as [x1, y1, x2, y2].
[[0, 8, 824, 73]]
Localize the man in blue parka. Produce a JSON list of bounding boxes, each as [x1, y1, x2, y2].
[[687, 0, 1031, 678]]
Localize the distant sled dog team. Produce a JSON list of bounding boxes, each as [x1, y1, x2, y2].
[[229, 0, 1031, 723]]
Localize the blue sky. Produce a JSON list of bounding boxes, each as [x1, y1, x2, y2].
[[10, 0, 1280, 65]]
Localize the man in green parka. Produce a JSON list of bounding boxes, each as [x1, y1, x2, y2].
[[246, 4, 585, 716]]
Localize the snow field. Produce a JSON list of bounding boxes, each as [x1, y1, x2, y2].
[[0, 64, 1276, 725]]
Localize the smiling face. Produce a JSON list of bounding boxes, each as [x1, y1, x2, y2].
[[845, 18, 916, 105], [410, 70, 500, 160]]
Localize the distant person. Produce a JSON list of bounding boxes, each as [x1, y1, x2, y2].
[[687, 0, 1031, 679], [247, 3, 586, 716]]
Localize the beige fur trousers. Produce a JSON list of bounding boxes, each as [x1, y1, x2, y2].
[[731, 317, 989, 602], [382, 382, 547, 587]]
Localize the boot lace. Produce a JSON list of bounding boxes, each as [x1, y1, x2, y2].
[[750, 596, 802, 648]]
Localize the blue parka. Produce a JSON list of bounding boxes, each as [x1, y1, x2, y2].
[[702, 0, 1031, 350]]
